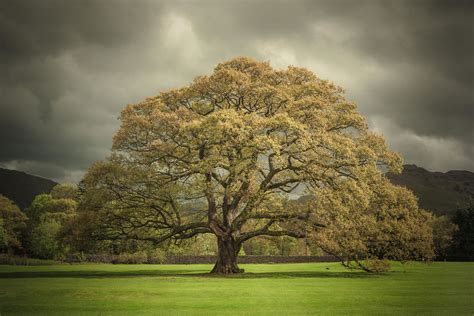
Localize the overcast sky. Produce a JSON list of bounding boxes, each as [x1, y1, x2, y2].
[[0, 0, 473, 183]]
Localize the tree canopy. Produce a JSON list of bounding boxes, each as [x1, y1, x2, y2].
[[25, 184, 78, 259], [0, 194, 27, 253], [77, 57, 433, 273], [448, 207, 474, 261]]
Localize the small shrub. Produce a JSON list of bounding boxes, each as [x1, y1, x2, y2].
[[0, 254, 58, 265], [147, 248, 166, 264], [65, 252, 87, 263], [117, 251, 148, 264], [365, 259, 391, 272]]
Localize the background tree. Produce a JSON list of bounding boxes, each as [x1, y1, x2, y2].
[[0, 195, 27, 253], [50, 183, 78, 200], [78, 57, 433, 273], [448, 207, 474, 261], [25, 184, 77, 259], [431, 215, 458, 261], [0, 218, 5, 250], [28, 219, 64, 259]]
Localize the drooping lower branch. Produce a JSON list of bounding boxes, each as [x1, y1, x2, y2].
[[317, 245, 376, 273]]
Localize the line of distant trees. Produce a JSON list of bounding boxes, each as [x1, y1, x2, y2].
[[1, 183, 473, 263], [0, 184, 325, 262]]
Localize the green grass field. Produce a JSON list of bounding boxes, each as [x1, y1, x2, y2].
[[0, 262, 472, 315]]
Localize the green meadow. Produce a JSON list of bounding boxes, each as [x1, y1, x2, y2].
[[0, 262, 472, 315]]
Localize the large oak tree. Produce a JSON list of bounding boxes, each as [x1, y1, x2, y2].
[[78, 57, 433, 273]]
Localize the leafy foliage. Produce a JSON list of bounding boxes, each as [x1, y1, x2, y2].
[[24, 184, 78, 259], [0, 195, 27, 253], [448, 207, 474, 261], [311, 178, 434, 271], [431, 215, 458, 260], [28, 219, 65, 260], [50, 183, 78, 200]]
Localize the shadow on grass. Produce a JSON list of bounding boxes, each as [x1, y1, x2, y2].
[[0, 269, 382, 279]]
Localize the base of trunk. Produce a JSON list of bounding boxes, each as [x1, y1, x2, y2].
[[210, 261, 244, 274], [210, 236, 244, 274]]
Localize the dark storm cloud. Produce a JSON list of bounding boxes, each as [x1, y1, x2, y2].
[[0, 0, 166, 181], [0, 0, 473, 182], [0, 1, 160, 60]]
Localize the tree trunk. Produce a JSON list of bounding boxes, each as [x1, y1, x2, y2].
[[210, 236, 244, 274]]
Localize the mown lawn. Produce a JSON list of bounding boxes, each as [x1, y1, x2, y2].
[[0, 262, 472, 315]]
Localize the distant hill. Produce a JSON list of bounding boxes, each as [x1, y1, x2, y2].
[[0, 168, 58, 210], [387, 164, 474, 215]]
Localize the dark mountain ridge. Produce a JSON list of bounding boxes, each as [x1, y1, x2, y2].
[[387, 164, 474, 215], [0, 168, 57, 210]]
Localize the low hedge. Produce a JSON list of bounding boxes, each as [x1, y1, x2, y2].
[[164, 255, 338, 264], [1, 254, 338, 265]]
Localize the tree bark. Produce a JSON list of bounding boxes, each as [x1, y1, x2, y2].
[[210, 236, 244, 274]]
